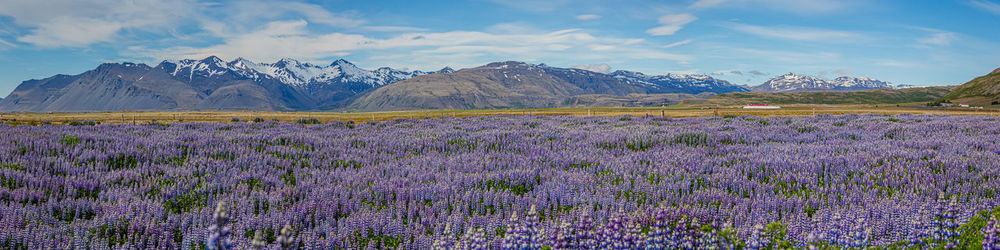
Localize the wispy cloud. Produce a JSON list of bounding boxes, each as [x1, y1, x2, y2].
[[689, 0, 857, 15], [0, 0, 198, 47], [572, 63, 611, 73], [832, 69, 853, 75], [690, 0, 726, 9], [0, 38, 16, 48], [646, 14, 697, 36], [735, 48, 841, 63], [918, 32, 957, 46], [663, 39, 692, 48], [969, 0, 1000, 15], [364, 26, 428, 32], [728, 23, 863, 42], [138, 19, 691, 67], [576, 14, 602, 20]]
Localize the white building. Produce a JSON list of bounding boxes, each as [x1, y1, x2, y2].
[[743, 104, 781, 109]]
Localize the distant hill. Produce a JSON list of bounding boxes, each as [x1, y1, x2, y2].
[[940, 67, 1000, 105], [752, 73, 896, 92], [683, 86, 953, 106], [347, 61, 745, 111]]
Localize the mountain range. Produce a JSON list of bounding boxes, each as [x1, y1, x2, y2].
[[0, 57, 746, 112], [0, 56, 927, 112], [349, 61, 746, 111], [750, 73, 896, 92], [0, 57, 448, 112]]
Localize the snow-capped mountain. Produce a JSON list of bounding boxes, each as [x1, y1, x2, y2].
[[0, 57, 748, 112], [350, 61, 749, 111], [164, 56, 438, 88], [752, 73, 895, 92], [610, 70, 749, 94]]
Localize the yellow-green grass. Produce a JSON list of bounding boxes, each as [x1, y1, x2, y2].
[[2, 105, 999, 125]]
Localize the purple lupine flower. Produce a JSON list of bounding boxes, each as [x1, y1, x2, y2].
[[847, 217, 870, 248], [575, 209, 597, 249], [433, 224, 455, 250], [251, 229, 267, 249], [745, 224, 768, 250], [646, 208, 669, 250], [276, 224, 296, 250], [502, 211, 520, 250], [207, 202, 233, 250], [984, 215, 1000, 250], [551, 219, 574, 249]]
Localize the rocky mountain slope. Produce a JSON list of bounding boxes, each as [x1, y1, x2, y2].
[[1, 59, 747, 112], [0, 57, 442, 112], [752, 73, 895, 92], [347, 61, 746, 111], [939, 67, 1000, 105]]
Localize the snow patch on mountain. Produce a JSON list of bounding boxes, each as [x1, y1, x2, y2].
[[753, 73, 895, 92], [166, 56, 439, 88]]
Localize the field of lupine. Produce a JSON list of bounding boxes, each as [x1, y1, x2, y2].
[[2, 114, 1000, 249]]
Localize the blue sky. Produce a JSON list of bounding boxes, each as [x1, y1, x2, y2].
[[0, 0, 999, 95]]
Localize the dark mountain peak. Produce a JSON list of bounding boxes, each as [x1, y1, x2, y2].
[[227, 57, 254, 69], [484, 61, 531, 68], [331, 59, 355, 67], [437, 67, 455, 74], [610, 70, 645, 78], [200, 55, 223, 63], [274, 58, 302, 67], [96, 62, 151, 72]]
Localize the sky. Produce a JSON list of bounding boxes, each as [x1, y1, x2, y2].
[[0, 0, 999, 96]]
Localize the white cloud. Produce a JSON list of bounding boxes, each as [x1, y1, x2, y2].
[[17, 17, 123, 47], [667, 69, 701, 75], [572, 64, 612, 73], [0, 0, 197, 47], [875, 60, 915, 68], [141, 20, 692, 67], [226, 1, 364, 28], [486, 0, 574, 12], [735, 48, 841, 64], [663, 39, 693, 48], [969, 0, 1000, 15], [690, 0, 726, 9], [142, 20, 371, 62], [728, 23, 863, 42], [832, 69, 853, 75], [589, 45, 616, 51], [364, 26, 428, 32], [689, 0, 857, 15], [623, 39, 645, 45], [646, 14, 697, 36], [0, 0, 365, 48], [0, 38, 15, 48], [576, 14, 602, 20], [918, 32, 957, 46]]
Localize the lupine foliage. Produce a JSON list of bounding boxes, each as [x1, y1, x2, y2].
[[0, 114, 999, 248]]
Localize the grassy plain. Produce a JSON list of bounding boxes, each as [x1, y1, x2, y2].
[[1, 105, 998, 125]]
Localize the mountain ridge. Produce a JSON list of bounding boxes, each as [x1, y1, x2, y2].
[[347, 61, 747, 111], [751, 73, 896, 92], [0, 57, 436, 112]]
